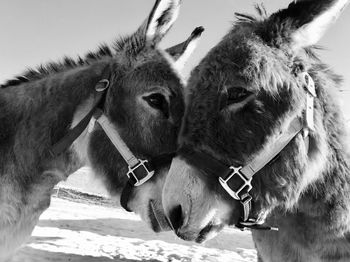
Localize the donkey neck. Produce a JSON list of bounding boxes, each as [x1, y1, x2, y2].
[[2, 59, 111, 176], [253, 77, 350, 228], [298, 131, 350, 220]]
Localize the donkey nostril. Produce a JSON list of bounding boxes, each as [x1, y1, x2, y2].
[[168, 205, 184, 232]]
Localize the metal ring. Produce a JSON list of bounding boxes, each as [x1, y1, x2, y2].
[[95, 79, 110, 92]]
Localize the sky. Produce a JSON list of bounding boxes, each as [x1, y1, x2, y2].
[[1, 0, 350, 116]]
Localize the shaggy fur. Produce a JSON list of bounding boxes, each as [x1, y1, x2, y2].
[[162, 1, 350, 261], [0, 0, 200, 260]]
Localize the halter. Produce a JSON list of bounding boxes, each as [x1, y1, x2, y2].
[[177, 72, 316, 231], [48, 70, 173, 211], [89, 109, 174, 211]]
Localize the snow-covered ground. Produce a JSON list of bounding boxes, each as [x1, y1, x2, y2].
[[12, 196, 256, 261], [9, 167, 256, 261]]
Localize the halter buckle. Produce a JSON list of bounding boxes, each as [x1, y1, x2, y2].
[[301, 72, 316, 131], [127, 159, 155, 187], [95, 79, 110, 92], [219, 166, 252, 200]]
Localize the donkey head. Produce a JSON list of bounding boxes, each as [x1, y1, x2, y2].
[[162, 0, 349, 242], [87, 0, 203, 231]]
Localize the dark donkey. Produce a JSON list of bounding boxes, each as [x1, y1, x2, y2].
[[0, 0, 204, 260], [161, 0, 350, 261]]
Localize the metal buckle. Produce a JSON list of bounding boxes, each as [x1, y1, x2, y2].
[[127, 159, 155, 187], [301, 72, 316, 131], [88, 117, 96, 133], [95, 79, 110, 92], [219, 166, 252, 200]]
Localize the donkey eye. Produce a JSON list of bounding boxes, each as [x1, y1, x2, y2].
[[145, 93, 166, 109], [227, 87, 252, 104], [219, 87, 253, 110], [143, 93, 169, 118]]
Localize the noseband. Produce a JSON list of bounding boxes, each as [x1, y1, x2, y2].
[[178, 72, 317, 231], [48, 69, 173, 211]]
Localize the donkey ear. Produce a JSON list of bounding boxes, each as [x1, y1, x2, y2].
[[275, 0, 349, 50], [166, 26, 204, 70], [143, 0, 182, 46]]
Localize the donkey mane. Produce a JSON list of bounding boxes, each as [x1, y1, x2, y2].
[[0, 33, 146, 88], [234, 4, 268, 24]]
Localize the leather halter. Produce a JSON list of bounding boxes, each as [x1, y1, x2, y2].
[[48, 72, 173, 211], [177, 72, 317, 230]]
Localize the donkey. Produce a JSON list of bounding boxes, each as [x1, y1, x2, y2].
[[0, 0, 204, 260], [160, 0, 350, 261]]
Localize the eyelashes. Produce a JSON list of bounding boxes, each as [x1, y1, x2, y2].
[[143, 93, 169, 118], [220, 87, 254, 110]]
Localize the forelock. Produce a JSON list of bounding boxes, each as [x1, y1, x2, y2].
[[113, 33, 146, 57], [226, 7, 326, 96], [214, 26, 292, 96]]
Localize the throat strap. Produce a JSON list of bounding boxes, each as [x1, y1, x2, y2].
[[48, 92, 105, 157], [48, 65, 111, 158]]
